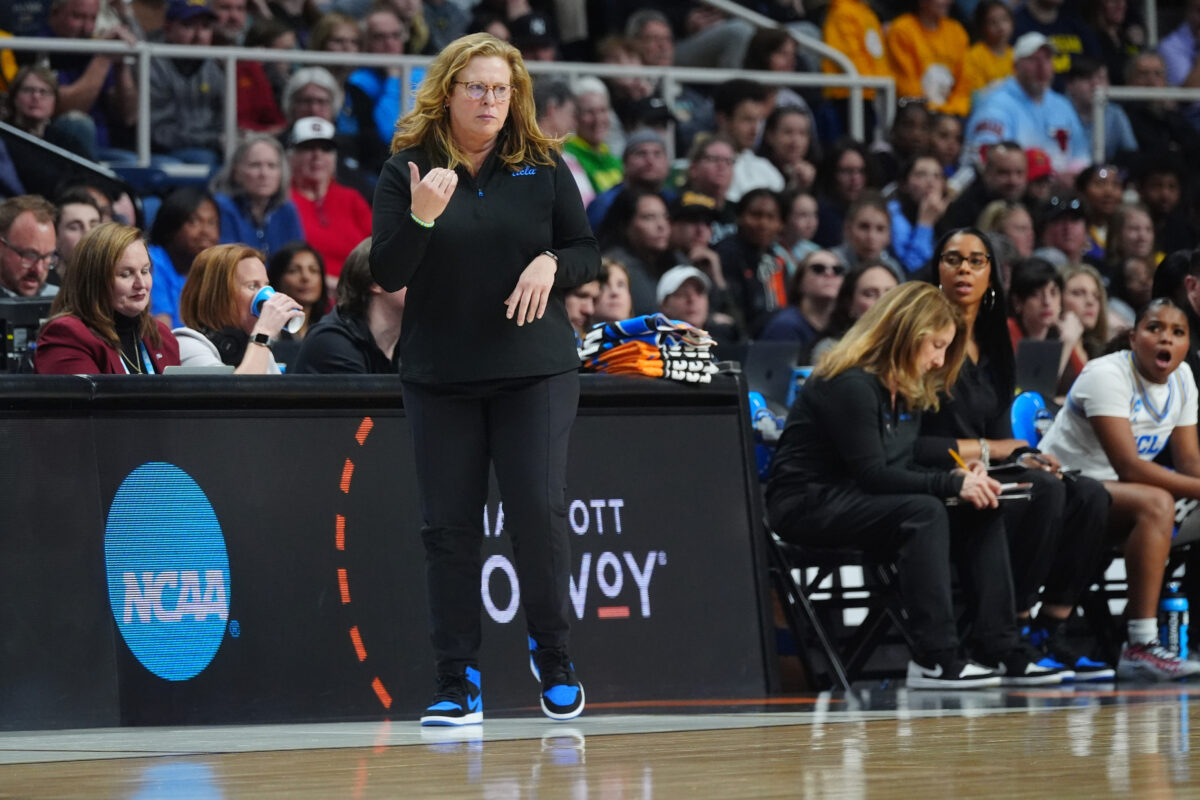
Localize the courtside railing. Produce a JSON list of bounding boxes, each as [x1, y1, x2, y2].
[[1091, 85, 1200, 163], [1, 36, 894, 167]]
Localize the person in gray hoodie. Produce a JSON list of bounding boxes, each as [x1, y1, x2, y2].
[[149, 0, 226, 168]]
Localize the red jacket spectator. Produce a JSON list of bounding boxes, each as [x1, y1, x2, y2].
[[36, 315, 180, 374], [237, 61, 286, 133]]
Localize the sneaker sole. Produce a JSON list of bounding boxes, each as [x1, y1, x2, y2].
[[907, 675, 1002, 690], [541, 686, 585, 721], [1000, 672, 1066, 686], [1118, 664, 1200, 682], [420, 711, 483, 726], [1072, 669, 1115, 681]]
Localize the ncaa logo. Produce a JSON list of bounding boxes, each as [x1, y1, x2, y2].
[[104, 463, 230, 681]]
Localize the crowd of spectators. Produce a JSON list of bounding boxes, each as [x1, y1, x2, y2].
[[0, 0, 1197, 369], [0, 2, 1197, 369]]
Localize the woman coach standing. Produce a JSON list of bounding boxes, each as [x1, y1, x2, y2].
[[370, 33, 600, 727]]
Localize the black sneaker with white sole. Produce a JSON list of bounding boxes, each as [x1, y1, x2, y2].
[[420, 666, 483, 726], [1028, 621, 1115, 681], [907, 656, 1002, 689], [532, 646, 585, 720], [980, 643, 1068, 686]]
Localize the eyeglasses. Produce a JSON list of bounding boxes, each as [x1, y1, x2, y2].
[[940, 252, 990, 270], [0, 237, 59, 270], [809, 262, 846, 276], [454, 81, 513, 101], [17, 86, 53, 98]]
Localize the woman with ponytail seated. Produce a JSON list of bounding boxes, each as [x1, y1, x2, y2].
[[35, 222, 180, 375]]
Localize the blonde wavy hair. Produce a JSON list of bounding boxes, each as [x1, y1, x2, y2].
[[390, 33, 559, 171], [814, 281, 966, 412]]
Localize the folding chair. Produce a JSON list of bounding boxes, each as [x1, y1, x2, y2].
[[767, 529, 919, 692]]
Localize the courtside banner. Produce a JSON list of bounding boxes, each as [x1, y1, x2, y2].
[[0, 375, 773, 729]]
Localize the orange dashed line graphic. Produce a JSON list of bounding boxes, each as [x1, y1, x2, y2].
[[372, 677, 393, 709], [341, 418, 394, 709], [597, 606, 630, 619], [350, 626, 367, 662]]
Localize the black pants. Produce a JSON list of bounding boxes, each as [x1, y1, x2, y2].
[[402, 371, 579, 675], [1002, 469, 1110, 611], [768, 483, 1018, 660]]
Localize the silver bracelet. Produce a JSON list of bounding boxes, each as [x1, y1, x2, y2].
[[978, 438, 991, 468]]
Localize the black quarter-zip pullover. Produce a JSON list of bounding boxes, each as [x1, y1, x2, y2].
[[371, 144, 600, 383]]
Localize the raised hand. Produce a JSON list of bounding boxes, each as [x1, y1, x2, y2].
[[409, 162, 459, 224], [253, 290, 305, 338], [1059, 310, 1085, 347]]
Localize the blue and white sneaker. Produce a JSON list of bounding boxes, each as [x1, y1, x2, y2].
[[982, 643, 1067, 686], [532, 646, 585, 721], [1028, 622, 1114, 682], [420, 666, 483, 726]]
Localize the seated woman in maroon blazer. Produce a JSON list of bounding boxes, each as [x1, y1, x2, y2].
[[35, 222, 180, 375]]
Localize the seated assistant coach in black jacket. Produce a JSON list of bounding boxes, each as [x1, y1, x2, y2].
[[766, 281, 1064, 689], [292, 237, 404, 374], [370, 33, 600, 727]]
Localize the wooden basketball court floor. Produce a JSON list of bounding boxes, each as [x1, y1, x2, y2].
[[2, 685, 1200, 799]]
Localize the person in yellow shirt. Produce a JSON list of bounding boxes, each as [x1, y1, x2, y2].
[[886, 0, 971, 117], [822, 0, 889, 137], [963, 0, 1015, 99], [0, 30, 18, 93]]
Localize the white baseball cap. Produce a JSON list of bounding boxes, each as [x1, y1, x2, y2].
[[291, 116, 337, 147], [1013, 32, 1057, 61], [656, 265, 712, 305]]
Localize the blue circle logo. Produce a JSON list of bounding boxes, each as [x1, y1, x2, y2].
[[105, 463, 231, 681]]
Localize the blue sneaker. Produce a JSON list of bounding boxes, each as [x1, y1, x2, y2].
[[420, 666, 483, 726], [528, 636, 540, 681], [532, 647, 585, 721], [980, 643, 1067, 686], [1029, 622, 1115, 682]]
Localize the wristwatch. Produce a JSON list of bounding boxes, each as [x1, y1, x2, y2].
[[251, 332, 272, 348]]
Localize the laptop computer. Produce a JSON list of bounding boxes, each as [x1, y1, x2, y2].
[[163, 365, 236, 375], [741, 341, 802, 410], [1015, 339, 1062, 402]]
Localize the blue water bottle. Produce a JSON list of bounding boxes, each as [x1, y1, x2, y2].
[[1160, 582, 1190, 658]]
